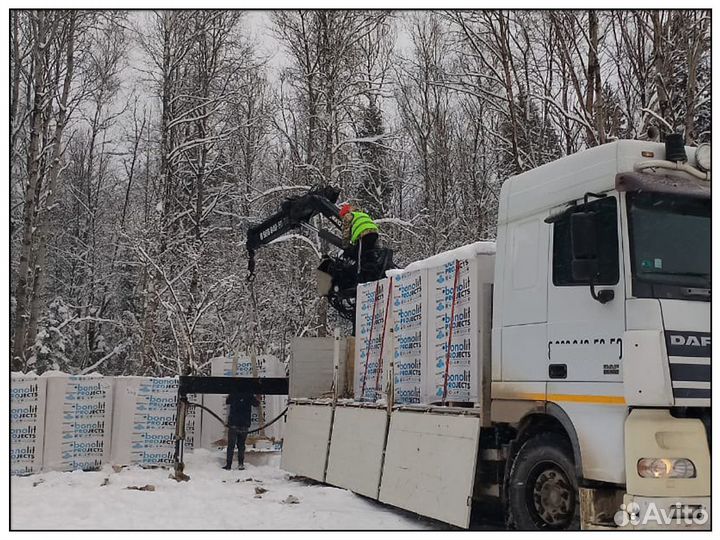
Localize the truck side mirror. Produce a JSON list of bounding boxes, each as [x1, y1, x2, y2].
[[571, 258, 598, 283], [570, 211, 598, 281], [570, 211, 614, 304]]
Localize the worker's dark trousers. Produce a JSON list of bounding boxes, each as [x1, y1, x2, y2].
[[226, 427, 249, 467], [351, 232, 379, 274]]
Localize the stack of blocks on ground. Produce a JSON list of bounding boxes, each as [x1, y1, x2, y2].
[[10, 355, 287, 475]]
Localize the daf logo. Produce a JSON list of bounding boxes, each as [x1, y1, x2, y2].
[[670, 335, 711, 347], [665, 331, 712, 358]]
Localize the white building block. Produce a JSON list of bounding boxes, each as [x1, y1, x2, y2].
[[42, 375, 114, 472]]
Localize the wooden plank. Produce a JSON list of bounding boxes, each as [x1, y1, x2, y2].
[[379, 410, 481, 528], [279, 403, 333, 482], [326, 406, 388, 499], [345, 337, 355, 398]]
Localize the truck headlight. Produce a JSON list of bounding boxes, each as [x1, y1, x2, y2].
[[637, 458, 696, 478]]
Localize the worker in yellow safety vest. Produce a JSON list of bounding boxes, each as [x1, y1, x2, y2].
[[339, 203, 379, 274]]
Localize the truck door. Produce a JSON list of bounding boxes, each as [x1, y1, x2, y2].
[[546, 195, 625, 382]]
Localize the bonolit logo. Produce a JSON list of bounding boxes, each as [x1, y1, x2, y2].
[[614, 501, 709, 527]]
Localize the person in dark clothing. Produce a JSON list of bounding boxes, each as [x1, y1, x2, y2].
[[223, 392, 260, 470]]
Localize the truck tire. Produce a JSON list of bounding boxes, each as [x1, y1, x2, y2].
[[507, 432, 579, 530]]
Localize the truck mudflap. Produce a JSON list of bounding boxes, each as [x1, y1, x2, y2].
[[378, 408, 482, 528]]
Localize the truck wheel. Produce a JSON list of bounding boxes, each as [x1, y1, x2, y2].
[[507, 433, 579, 530]]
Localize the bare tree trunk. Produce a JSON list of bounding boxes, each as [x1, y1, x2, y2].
[[496, 13, 521, 171], [651, 12, 672, 136], [684, 43, 698, 142], [142, 11, 176, 369], [13, 11, 49, 368], [587, 11, 605, 144], [683, 12, 707, 144], [26, 11, 78, 355], [10, 11, 27, 167]]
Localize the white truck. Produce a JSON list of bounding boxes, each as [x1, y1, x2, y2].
[[280, 139, 711, 530]]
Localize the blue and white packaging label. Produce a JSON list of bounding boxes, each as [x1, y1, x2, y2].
[[43, 376, 114, 471], [430, 259, 475, 402], [391, 270, 426, 404], [10, 375, 47, 475], [354, 278, 392, 401], [112, 377, 199, 467]]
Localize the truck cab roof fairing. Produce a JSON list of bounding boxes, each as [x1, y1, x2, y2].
[[616, 172, 711, 199]]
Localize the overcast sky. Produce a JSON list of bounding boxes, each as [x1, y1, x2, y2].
[[119, 10, 414, 130]]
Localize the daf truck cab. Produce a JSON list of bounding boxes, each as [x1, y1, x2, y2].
[[280, 139, 711, 530], [492, 138, 710, 529]]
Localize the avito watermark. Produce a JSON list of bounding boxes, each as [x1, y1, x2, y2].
[[614, 501, 709, 527]]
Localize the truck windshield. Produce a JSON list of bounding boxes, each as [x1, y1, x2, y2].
[[627, 192, 710, 300]]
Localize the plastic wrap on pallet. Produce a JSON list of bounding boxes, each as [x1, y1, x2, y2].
[[42, 374, 114, 472], [428, 250, 494, 403], [389, 268, 428, 404], [11, 373, 47, 475], [110, 377, 200, 466], [354, 278, 392, 401]]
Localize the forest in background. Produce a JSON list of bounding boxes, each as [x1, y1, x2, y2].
[[9, 9, 711, 376]]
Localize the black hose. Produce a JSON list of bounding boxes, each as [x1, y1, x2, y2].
[[187, 400, 289, 435]]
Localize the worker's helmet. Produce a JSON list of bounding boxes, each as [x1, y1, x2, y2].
[[339, 203, 353, 218]]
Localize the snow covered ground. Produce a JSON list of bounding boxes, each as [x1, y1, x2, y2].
[[11, 449, 440, 530]]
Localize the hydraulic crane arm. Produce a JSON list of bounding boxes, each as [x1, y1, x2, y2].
[[245, 184, 395, 321], [246, 185, 344, 265]]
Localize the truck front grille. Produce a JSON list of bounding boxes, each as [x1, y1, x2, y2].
[[664, 330, 711, 407]]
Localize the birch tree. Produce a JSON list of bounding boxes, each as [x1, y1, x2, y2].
[[12, 11, 84, 369]]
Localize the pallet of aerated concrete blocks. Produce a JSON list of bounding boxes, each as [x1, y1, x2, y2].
[[111, 377, 201, 467], [355, 241, 495, 406], [10, 372, 206, 474], [42, 373, 114, 472]]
